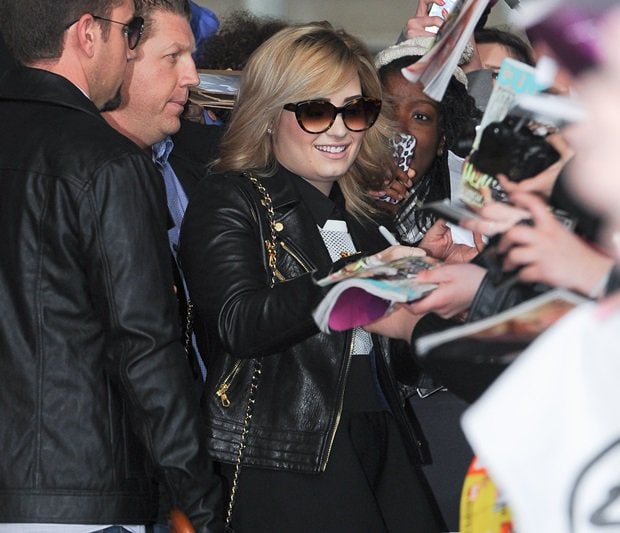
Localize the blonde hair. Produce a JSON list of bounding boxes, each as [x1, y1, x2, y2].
[[213, 22, 394, 218]]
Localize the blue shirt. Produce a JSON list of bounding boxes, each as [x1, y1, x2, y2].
[[152, 137, 188, 260], [152, 137, 206, 380]]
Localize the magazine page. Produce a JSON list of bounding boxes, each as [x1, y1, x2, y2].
[[313, 256, 438, 333], [401, 0, 491, 101], [460, 58, 552, 208], [415, 288, 588, 356]]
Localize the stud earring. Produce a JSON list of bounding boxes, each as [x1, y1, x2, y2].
[[267, 127, 273, 135]]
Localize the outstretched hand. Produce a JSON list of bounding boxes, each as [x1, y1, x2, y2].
[[363, 255, 487, 340], [459, 201, 531, 237], [497, 193, 614, 297], [404, 262, 486, 318], [368, 166, 414, 208], [363, 305, 425, 343], [419, 219, 480, 262]]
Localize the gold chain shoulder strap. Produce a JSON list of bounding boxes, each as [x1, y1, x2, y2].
[[183, 301, 194, 354], [245, 172, 278, 286], [224, 172, 279, 532]]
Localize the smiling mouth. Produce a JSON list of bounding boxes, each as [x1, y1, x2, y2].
[[315, 145, 347, 154]]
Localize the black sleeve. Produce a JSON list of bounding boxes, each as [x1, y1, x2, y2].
[[87, 154, 224, 531], [180, 176, 326, 358], [550, 169, 602, 241]]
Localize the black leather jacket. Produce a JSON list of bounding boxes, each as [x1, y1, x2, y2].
[[0, 67, 223, 530], [180, 167, 428, 473]]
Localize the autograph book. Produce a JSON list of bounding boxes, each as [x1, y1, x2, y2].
[[312, 255, 438, 333]]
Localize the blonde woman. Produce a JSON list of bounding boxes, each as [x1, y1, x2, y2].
[[180, 22, 443, 532]]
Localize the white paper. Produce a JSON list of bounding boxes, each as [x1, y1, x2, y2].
[[462, 302, 620, 533]]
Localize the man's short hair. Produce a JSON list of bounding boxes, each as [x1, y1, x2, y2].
[[133, 0, 191, 43], [134, 0, 191, 20], [0, 0, 123, 65]]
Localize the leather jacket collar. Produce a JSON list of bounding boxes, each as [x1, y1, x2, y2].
[[260, 165, 385, 273], [0, 66, 102, 119]]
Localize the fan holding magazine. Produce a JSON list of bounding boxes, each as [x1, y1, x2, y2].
[[401, 0, 492, 102]]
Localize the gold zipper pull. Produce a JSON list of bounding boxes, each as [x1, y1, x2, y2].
[[215, 360, 242, 408], [216, 383, 231, 408]]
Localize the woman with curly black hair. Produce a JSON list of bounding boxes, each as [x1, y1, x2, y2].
[[375, 37, 481, 245], [372, 37, 483, 531]]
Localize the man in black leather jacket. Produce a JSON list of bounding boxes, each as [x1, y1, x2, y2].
[[0, 0, 223, 530]]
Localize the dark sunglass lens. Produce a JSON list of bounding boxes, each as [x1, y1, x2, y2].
[[127, 17, 144, 49], [343, 98, 381, 131], [297, 101, 334, 133]]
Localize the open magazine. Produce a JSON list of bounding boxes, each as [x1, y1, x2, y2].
[[402, 0, 490, 101], [312, 255, 438, 333], [416, 288, 587, 356]]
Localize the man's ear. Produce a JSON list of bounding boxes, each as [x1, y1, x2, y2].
[[74, 14, 97, 58]]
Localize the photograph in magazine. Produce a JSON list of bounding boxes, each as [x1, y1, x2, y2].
[[416, 288, 588, 357], [414, 289, 588, 403]]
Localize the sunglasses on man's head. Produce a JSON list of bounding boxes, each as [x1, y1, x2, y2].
[[283, 97, 382, 134]]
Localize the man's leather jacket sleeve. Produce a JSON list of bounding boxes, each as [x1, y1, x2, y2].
[[86, 153, 224, 531]]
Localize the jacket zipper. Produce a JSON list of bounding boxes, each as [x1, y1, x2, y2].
[[278, 240, 313, 276], [279, 238, 350, 471], [320, 332, 354, 472], [215, 360, 243, 408]]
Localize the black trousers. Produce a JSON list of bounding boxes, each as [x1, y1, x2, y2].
[[410, 391, 473, 531], [219, 356, 443, 533]]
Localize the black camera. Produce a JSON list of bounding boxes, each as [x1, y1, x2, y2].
[[469, 114, 561, 182]]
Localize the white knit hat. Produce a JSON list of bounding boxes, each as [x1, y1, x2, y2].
[[374, 36, 470, 87]]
